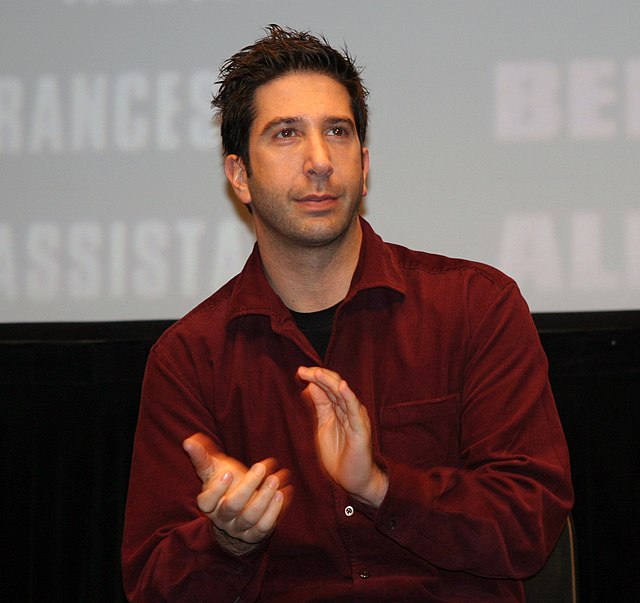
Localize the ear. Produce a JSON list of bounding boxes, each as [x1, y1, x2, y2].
[[224, 155, 251, 206], [361, 147, 370, 198]]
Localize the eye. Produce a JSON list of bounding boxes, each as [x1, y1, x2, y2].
[[275, 128, 297, 139], [328, 126, 348, 137]]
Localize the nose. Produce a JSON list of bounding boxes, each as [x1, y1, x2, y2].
[[304, 133, 333, 179]]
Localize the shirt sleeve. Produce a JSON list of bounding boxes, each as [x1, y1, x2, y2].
[[121, 339, 268, 602], [372, 282, 573, 579]]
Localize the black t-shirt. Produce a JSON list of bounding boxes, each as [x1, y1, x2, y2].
[[289, 303, 339, 360]]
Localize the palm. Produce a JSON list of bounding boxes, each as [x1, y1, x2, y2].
[[304, 379, 372, 495]]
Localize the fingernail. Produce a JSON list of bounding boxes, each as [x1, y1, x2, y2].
[[266, 476, 278, 489], [220, 471, 232, 483]]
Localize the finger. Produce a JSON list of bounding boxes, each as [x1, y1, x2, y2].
[[300, 367, 348, 404], [309, 379, 347, 416], [233, 474, 281, 532], [296, 365, 318, 382], [248, 487, 285, 539], [336, 379, 361, 418], [196, 470, 233, 514], [297, 365, 341, 388], [299, 369, 340, 404], [306, 381, 331, 405], [259, 457, 280, 476], [272, 467, 291, 490], [312, 371, 360, 417], [303, 383, 347, 428], [310, 375, 366, 433], [215, 462, 268, 523], [334, 380, 371, 436]]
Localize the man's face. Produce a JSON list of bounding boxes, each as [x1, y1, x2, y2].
[[225, 72, 369, 250]]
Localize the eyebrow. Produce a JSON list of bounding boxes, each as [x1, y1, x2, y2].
[[259, 117, 302, 137], [258, 115, 356, 138]]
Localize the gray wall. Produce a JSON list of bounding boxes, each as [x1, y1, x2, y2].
[[2, 1, 639, 321]]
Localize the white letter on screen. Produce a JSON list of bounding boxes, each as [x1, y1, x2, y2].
[[495, 61, 561, 141], [568, 60, 616, 139]]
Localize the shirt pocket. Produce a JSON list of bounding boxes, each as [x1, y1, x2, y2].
[[378, 393, 460, 468]]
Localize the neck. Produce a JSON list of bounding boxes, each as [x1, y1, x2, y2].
[[258, 220, 362, 312]]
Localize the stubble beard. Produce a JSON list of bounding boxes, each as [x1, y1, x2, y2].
[[248, 178, 364, 251]]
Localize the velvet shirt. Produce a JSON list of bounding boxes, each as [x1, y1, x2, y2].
[[122, 218, 573, 602]]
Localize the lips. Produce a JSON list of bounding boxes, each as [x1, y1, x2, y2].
[[297, 194, 338, 203]]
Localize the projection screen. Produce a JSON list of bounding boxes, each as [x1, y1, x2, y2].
[[2, 1, 639, 322]]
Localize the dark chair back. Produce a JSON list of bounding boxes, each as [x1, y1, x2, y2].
[[523, 515, 578, 602]]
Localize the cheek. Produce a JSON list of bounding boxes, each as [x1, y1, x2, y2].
[[341, 156, 368, 183], [255, 153, 298, 180]]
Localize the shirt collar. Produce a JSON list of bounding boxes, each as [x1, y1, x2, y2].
[[226, 217, 406, 323]]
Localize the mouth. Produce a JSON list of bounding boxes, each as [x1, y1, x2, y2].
[[297, 194, 338, 204]]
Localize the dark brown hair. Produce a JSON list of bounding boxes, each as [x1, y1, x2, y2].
[[212, 24, 369, 168]]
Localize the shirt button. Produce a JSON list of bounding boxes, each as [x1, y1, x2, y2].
[[344, 505, 354, 516], [360, 569, 370, 579], [389, 519, 397, 530]]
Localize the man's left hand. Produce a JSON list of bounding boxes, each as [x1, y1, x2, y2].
[[297, 366, 388, 508]]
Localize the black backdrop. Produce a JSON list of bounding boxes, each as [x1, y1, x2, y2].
[[2, 312, 639, 602]]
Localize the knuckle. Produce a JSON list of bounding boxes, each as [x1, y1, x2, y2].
[[196, 489, 219, 513], [253, 519, 274, 539], [217, 496, 241, 519], [234, 517, 253, 533]]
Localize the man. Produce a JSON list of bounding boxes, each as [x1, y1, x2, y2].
[[122, 25, 573, 601]]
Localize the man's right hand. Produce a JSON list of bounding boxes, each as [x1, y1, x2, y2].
[[183, 433, 290, 555]]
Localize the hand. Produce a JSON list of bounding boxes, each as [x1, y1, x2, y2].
[[297, 366, 388, 508], [183, 433, 290, 554]]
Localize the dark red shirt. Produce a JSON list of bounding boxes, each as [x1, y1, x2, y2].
[[122, 218, 573, 602]]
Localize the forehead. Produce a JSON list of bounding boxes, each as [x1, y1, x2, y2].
[[252, 72, 354, 125]]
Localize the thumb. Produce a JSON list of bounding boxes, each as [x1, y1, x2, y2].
[[183, 433, 218, 484], [301, 382, 325, 408]]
